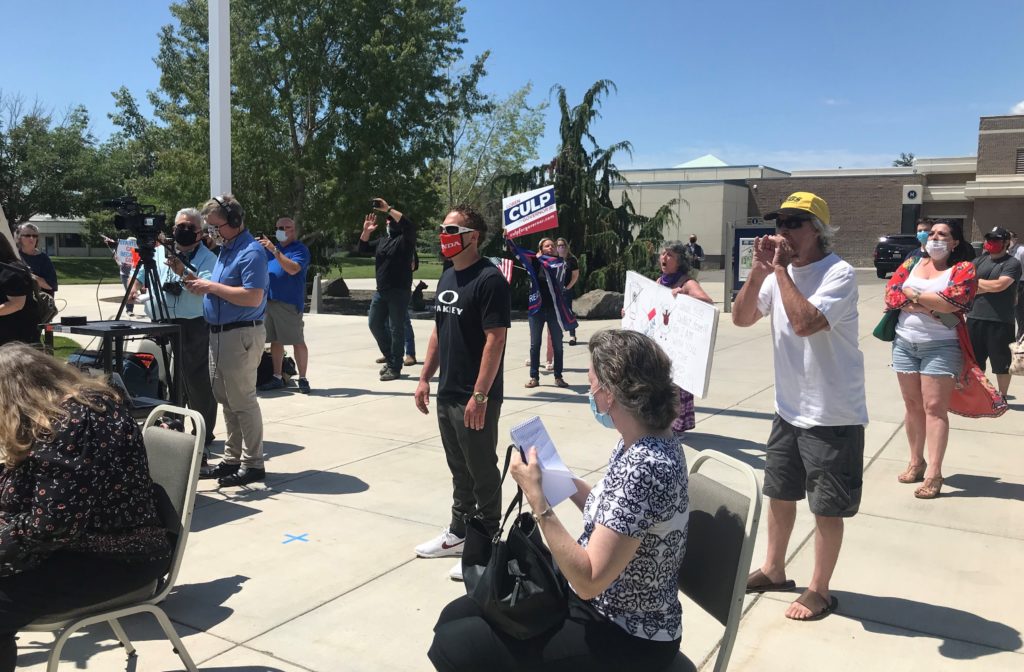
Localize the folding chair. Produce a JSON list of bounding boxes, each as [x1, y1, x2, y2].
[[676, 450, 762, 672], [23, 404, 205, 671]]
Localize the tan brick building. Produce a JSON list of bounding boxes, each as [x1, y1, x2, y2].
[[615, 115, 1024, 267]]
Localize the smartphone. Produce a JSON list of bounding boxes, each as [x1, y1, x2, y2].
[[370, 198, 384, 210]]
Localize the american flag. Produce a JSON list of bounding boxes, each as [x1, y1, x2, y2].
[[489, 257, 515, 284]]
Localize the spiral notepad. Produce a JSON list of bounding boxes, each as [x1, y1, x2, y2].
[[509, 416, 577, 506]]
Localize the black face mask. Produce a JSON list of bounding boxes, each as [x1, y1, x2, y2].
[[173, 227, 199, 246]]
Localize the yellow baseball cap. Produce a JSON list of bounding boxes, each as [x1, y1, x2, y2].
[[765, 192, 831, 226]]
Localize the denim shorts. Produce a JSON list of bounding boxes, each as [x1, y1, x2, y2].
[[892, 337, 962, 377]]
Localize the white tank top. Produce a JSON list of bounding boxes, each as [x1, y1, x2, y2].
[[895, 265, 957, 343]]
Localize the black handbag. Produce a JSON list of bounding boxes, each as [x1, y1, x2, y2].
[[462, 445, 569, 639]]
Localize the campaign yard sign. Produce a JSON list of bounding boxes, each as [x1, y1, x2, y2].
[[115, 238, 139, 267], [503, 185, 558, 238]]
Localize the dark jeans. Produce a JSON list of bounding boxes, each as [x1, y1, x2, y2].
[[437, 398, 502, 537], [1, 552, 168, 672], [563, 289, 576, 337], [385, 309, 416, 358], [529, 308, 563, 379], [429, 593, 683, 672], [172, 317, 217, 444], [369, 287, 412, 372]]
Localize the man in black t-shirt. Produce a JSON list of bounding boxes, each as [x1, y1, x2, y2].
[[968, 227, 1022, 396], [414, 205, 511, 581]]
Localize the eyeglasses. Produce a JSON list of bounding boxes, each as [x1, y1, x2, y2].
[[775, 217, 810, 230], [20, 234, 38, 238], [275, 227, 289, 231], [439, 225, 475, 235]]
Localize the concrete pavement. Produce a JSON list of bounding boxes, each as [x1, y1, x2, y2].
[[18, 271, 1024, 671]]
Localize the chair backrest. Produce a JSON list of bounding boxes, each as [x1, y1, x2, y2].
[[143, 405, 205, 603], [677, 450, 761, 672]]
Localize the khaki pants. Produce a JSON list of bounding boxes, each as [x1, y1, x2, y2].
[[210, 324, 265, 468]]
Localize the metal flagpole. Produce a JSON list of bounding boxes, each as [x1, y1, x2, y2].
[[209, 0, 232, 196]]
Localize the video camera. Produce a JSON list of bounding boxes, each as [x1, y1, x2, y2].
[[102, 196, 166, 248]]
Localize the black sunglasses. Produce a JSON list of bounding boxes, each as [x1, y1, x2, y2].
[[776, 217, 810, 230]]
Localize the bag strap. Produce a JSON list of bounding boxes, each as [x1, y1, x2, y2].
[[462, 444, 518, 525]]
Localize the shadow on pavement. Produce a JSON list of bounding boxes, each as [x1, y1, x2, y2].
[[941, 474, 1024, 501], [191, 494, 262, 532], [837, 592, 1022, 658], [268, 470, 370, 496], [681, 432, 765, 470], [695, 407, 776, 422], [165, 575, 249, 633]]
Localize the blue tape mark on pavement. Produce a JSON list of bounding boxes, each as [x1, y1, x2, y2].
[[283, 533, 309, 544]]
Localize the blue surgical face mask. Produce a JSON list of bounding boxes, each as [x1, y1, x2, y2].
[[916, 230, 929, 245], [588, 384, 616, 429], [275, 229, 288, 243]]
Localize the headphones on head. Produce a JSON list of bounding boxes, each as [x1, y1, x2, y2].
[[212, 195, 243, 229]]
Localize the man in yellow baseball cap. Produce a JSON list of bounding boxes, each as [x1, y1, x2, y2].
[[764, 191, 831, 226]]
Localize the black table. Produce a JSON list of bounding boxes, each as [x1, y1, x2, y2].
[[44, 320, 182, 407]]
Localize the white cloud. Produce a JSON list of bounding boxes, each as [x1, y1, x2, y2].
[[823, 98, 848, 107], [1011, 100, 1024, 115]]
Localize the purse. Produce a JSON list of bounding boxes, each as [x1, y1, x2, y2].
[[462, 445, 569, 640], [873, 310, 898, 342], [1010, 334, 1024, 376]]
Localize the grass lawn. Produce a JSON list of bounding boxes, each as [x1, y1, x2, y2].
[[53, 254, 446, 282], [53, 257, 122, 285], [51, 335, 84, 360]]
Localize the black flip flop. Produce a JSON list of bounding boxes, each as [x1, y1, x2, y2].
[[746, 569, 797, 594]]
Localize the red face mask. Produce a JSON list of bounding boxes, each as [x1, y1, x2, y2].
[[440, 233, 465, 258], [983, 240, 1004, 255]]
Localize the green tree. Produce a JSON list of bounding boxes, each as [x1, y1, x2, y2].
[[436, 81, 547, 212], [109, 0, 472, 275], [893, 152, 915, 167], [0, 92, 109, 225], [498, 80, 669, 294]]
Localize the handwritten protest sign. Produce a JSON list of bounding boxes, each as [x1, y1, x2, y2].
[[502, 185, 558, 238], [115, 238, 139, 267], [621, 271, 719, 398]]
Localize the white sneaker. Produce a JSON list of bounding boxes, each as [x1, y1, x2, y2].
[[449, 559, 464, 582], [415, 527, 465, 558]]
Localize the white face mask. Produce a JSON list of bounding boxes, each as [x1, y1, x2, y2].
[[925, 240, 950, 260]]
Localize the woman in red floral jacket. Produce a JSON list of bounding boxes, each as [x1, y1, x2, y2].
[[0, 343, 171, 671], [882, 221, 977, 499]]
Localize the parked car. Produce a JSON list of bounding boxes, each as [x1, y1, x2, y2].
[[873, 234, 920, 278]]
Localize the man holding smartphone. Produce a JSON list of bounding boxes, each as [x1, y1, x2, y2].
[[130, 207, 219, 446], [359, 197, 417, 381]]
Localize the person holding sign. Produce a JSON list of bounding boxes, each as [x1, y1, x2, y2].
[[429, 330, 689, 672], [732, 192, 866, 622], [523, 238, 569, 389], [656, 241, 713, 434]]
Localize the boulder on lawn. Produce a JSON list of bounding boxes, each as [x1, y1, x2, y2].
[[573, 290, 623, 320], [324, 278, 351, 298]]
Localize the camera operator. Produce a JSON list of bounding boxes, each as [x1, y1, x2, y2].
[[359, 197, 417, 381], [185, 194, 269, 488], [129, 208, 218, 446]]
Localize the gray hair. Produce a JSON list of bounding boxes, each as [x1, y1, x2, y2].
[[16, 223, 39, 236], [588, 329, 680, 430], [175, 208, 203, 227], [659, 241, 691, 273], [810, 216, 839, 253]]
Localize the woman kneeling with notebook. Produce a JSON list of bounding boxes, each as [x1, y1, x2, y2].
[[429, 329, 690, 671]]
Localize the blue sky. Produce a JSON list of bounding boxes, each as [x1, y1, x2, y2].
[[3, 0, 1022, 170]]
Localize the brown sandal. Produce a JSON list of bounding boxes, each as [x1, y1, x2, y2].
[[787, 589, 839, 621], [914, 476, 943, 499], [897, 462, 927, 484], [525, 378, 539, 388]]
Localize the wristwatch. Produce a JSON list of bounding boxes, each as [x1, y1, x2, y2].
[[473, 391, 488, 404]]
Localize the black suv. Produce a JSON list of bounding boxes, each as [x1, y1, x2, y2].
[[873, 234, 919, 278]]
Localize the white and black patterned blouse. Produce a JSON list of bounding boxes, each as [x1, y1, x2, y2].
[[578, 435, 689, 641], [0, 394, 171, 576]]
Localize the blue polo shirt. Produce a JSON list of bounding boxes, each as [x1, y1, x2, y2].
[[266, 240, 311, 311], [139, 244, 217, 320], [203, 230, 269, 325]]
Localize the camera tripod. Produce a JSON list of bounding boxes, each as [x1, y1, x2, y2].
[[115, 243, 171, 323]]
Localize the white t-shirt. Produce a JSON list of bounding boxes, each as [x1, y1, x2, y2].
[[895, 266, 957, 343], [757, 253, 868, 428]]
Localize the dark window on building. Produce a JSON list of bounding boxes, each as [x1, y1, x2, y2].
[[58, 233, 84, 248], [1017, 148, 1024, 174]]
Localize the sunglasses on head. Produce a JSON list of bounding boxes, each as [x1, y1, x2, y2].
[[439, 224, 475, 235], [775, 217, 810, 230]]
